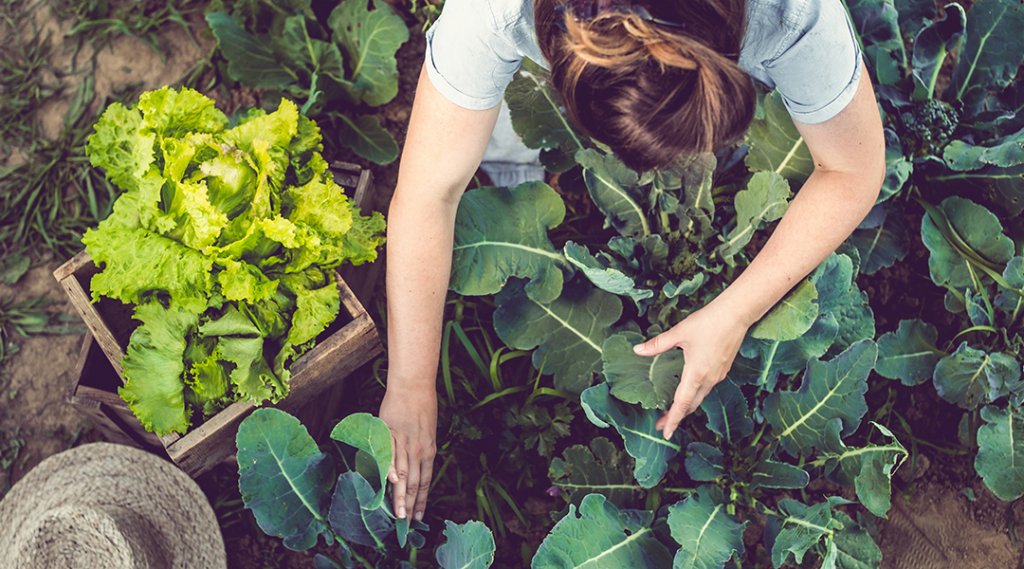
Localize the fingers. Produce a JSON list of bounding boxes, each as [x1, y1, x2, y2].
[[387, 433, 398, 485], [633, 330, 677, 357], [412, 455, 434, 521], [658, 369, 700, 439], [404, 454, 421, 522], [392, 445, 410, 519], [656, 365, 728, 436]]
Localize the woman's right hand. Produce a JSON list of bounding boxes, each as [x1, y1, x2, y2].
[[376, 63, 499, 521], [378, 382, 438, 522]]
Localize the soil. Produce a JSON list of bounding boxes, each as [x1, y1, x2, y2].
[[0, 264, 94, 491], [1, 3, 1021, 569]]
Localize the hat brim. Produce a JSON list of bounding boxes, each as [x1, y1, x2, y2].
[[0, 442, 227, 569]]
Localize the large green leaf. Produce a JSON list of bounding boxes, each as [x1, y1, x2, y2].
[[875, 319, 943, 386], [932, 342, 1022, 409], [330, 413, 392, 511], [82, 224, 215, 314], [118, 301, 198, 435], [894, 0, 936, 37], [949, 0, 1024, 115], [717, 171, 791, 260], [335, 113, 398, 165], [819, 421, 907, 518], [328, 0, 409, 106], [436, 521, 496, 569], [810, 252, 876, 349], [750, 460, 810, 490], [975, 405, 1024, 501], [506, 59, 585, 154], [602, 331, 682, 410], [942, 130, 1024, 171], [531, 493, 672, 569], [770, 498, 847, 568], [832, 512, 884, 569], [699, 380, 754, 445], [580, 382, 683, 488], [684, 442, 724, 482], [929, 163, 1024, 218], [910, 3, 966, 99], [549, 436, 643, 507], [576, 149, 650, 237], [877, 129, 913, 201], [328, 472, 393, 549], [765, 340, 878, 456], [744, 91, 813, 184], [847, 204, 909, 275], [995, 256, 1024, 316], [735, 316, 839, 390], [750, 279, 819, 342], [667, 486, 746, 569], [452, 183, 566, 303], [237, 408, 334, 551], [495, 279, 620, 394], [206, 12, 300, 90], [846, 0, 907, 86]]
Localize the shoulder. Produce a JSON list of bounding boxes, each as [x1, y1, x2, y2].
[[433, 0, 532, 35], [744, 0, 854, 62], [423, 0, 536, 109], [746, 0, 864, 124]]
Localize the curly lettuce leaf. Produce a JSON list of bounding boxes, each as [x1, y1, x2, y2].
[[186, 345, 231, 417], [218, 336, 287, 403], [217, 258, 278, 303], [119, 301, 199, 435], [198, 152, 258, 219], [340, 205, 386, 266], [138, 86, 228, 137], [283, 176, 355, 237], [86, 102, 156, 192], [285, 275, 340, 346], [157, 180, 230, 250], [83, 224, 214, 313]]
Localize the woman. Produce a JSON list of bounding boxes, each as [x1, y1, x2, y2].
[[378, 0, 886, 522]]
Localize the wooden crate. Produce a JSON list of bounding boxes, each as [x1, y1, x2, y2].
[[58, 163, 384, 477], [69, 334, 164, 453]]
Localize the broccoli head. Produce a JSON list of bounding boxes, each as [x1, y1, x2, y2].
[[898, 99, 960, 157]]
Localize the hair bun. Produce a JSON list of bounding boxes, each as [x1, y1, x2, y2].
[[537, 0, 755, 171]]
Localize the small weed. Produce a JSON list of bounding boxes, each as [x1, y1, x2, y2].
[[50, 0, 205, 55]]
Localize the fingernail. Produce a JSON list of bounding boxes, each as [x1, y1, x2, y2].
[[633, 344, 643, 354], [398, 506, 406, 518], [663, 429, 672, 440], [414, 511, 423, 521]]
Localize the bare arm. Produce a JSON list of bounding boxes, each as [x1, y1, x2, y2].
[[635, 60, 886, 438], [379, 63, 500, 522]]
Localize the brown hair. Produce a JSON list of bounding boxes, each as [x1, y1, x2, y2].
[[534, 0, 755, 172]]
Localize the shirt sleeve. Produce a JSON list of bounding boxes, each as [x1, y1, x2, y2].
[[763, 0, 864, 124], [423, 0, 523, 110]]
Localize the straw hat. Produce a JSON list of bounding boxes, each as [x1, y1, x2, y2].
[[0, 442, 227, 569]]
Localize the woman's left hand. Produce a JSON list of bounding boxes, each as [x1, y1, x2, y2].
[[633, 298, 754, 440]]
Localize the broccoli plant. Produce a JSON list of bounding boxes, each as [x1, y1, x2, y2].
[[206, 0, 409, 164], [236, 408, 498, 568], [742, 0, 1024, 504]]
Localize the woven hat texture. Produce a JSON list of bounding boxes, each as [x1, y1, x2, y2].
[[0, 442, 226, 569]]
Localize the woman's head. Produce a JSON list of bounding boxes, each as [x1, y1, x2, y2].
[[534, 0, 755, 172]]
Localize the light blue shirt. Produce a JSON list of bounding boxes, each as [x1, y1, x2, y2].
[[424, 0, 863, 124]]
